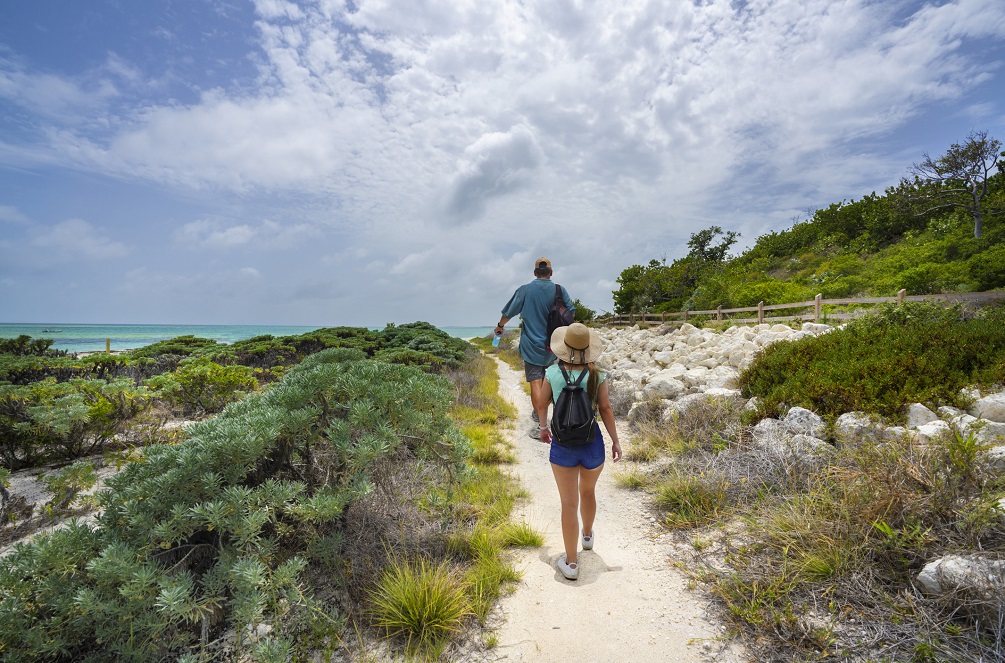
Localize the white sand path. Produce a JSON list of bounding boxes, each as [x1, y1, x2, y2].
[[488, 356, 747, 662]]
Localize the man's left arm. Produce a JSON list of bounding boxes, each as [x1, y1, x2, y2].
[[561, 286, 575, 315]]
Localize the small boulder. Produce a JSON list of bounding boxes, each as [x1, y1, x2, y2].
[[642, 376, 686, 400], [915, 420, 953, 444], [917, 554, 1005, 601], [784, 407, 826, 438], [906, 403, 938, 429], [970, 393, 1005, 423], [834, 412, 883, 443]]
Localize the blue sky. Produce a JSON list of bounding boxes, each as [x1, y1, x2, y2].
[[2, 0, 1004, 326]]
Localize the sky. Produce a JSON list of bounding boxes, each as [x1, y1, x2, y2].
[[2, 0, 1005, 327]]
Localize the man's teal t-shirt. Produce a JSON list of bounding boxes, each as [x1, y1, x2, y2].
[[501, 278, 574, 367]]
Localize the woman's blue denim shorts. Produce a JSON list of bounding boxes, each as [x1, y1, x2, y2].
[[549, 424, 605, 469]]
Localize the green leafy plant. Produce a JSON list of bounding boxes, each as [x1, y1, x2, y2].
[[145, 357, 258, 415]]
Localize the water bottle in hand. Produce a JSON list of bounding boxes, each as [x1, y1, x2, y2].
[[492, 331, 502, 347]]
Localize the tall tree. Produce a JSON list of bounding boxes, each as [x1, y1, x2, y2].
[[904, 130, 1003, 238]]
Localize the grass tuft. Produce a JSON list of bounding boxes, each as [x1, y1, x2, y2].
[[370, 558, 473, 654]]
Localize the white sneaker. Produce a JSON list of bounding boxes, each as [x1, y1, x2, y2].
[[581, 531, 594, 551], [529, 425, 543, 439], [557, 554, 579, 580], [531, 410, 540, 423]]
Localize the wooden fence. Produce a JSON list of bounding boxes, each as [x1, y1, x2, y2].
[[595, 290, 1005, 327]]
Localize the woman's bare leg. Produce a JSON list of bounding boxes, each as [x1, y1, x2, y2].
[[579, 464, 603, 537], [551, 463, 583, 564]]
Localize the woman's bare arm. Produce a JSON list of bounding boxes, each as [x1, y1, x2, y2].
[[597, 381, 622, 461]]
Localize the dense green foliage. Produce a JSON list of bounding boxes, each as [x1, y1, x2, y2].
[[144, 358, 258, 416], [0, 348, 472, 661], [739, 302, 1005, 420], [0, 378, 149, 470], [0, 323, 474, 471], [613, 134, 1005, 314]]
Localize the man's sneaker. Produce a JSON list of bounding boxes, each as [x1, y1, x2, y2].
[[531, 410, 539, 423], [557, 554, 579, 580], [529, 425, 543, 439], [581, 531, 594, 551]]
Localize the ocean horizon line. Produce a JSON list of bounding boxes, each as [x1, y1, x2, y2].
[[0, 322, 495, 354]]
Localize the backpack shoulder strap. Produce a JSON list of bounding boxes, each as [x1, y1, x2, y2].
[[558, 364, 587, 387], [554, 284, 563, 304]]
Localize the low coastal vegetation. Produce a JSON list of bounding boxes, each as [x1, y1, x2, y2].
[[609, 131, 1004, 317], [0, 323, 537, 660], [623, 304, 1005, 661]]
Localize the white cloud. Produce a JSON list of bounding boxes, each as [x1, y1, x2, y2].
[[443, 125, 544, 221], [176, 217, 320, 250], [2, 0, 1005, 323], [32, 219, 130, 260], [0, 205, 31, 225]]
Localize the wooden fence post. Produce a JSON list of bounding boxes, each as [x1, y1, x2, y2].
[[661, 312, 666, 323], [758, 301, 764, 324], [898, 289, 906, 305], [716, 306, 722, 321], [814, 294, 822, 323], [106, 338, 111, 354], [684, 310, 689, 322]]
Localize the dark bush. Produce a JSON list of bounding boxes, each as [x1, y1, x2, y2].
[[739, 302, 1005, 420]]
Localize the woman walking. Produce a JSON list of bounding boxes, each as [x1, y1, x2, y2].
[[533, 323, 622, 580]]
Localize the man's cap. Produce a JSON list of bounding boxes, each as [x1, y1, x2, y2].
[[534, 257, 552, 270]]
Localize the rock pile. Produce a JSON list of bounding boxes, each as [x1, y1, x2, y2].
[[595, 320, 1005, 608], [596, 321, 833, 420]]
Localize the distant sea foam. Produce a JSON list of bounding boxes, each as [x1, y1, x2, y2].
[[0, 323, 494, 354]]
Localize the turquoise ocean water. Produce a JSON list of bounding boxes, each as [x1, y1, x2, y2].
[[0, 323, 495, 354]]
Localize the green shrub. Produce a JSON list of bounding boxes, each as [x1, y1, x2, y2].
[[145, 357, 258, 415], [0, 335, 65, 357], [0, 378, 149, 470], [738, 302, 1005, 419], [0, 348, 470, 661]]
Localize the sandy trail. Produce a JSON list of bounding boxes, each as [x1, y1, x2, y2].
[[489, 357, 746, 662]]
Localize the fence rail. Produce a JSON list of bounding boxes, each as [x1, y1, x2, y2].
[[595, 290, 1005, 327]]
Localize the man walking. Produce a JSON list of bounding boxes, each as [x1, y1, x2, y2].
[[494, 257, 575, 438]]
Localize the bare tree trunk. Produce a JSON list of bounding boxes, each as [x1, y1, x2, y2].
[[974, 208, 983, 239]]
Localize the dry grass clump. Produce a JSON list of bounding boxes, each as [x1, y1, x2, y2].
[[620, 383, 1005, 661], [703, 431, 1005, 661]]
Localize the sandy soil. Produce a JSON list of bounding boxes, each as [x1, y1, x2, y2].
[[488, 357, 747, 662]]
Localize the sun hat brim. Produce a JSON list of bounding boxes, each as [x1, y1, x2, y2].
[[550, 324, 604, 364]]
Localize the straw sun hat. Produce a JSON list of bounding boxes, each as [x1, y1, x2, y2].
[[550, 323, 604, 364]]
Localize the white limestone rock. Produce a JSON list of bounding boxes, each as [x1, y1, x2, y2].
[[663, 393, 716, 419], [915, 420, 953, 444], [642, 376, 686, 400], [969, 393, 1005, 423], [652, 350, 675, 366], [784, 407, 826, 439], [985, 446, 1005, 473], [801, 322, 832, 334], [906, 403, 939, 429], [751, 418, 788, 451], [744, 396, 763, 413], [705, 366, 739, 390], [704, 387, 743, 399], [917, 554, 1005, 599], [834, 412, 883, 443], [682, 366, 710, 388]]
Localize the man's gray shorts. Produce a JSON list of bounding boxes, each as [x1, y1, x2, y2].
[[524, 361, 548, 382]]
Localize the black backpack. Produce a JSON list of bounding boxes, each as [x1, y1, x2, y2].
[[545, 284, 575, 352], [550, 365, 597, 446]]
